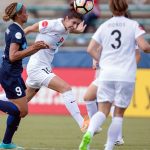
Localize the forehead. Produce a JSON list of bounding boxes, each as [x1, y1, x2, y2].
[[69, 17, 82, 23], [21, 5, 27, 12]]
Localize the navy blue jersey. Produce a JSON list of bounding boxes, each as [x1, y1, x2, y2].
[[0, 23, 27, 99], [1, 22, 27, 76]]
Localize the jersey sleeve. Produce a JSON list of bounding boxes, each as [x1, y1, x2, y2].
[[39, 20, 53, 33], [92, 25, 103, 44], [135, 22, 146, 39], [11, 30, 23, 44]]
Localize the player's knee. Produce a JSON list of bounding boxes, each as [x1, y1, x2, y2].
[[20, 109, 28, 118]]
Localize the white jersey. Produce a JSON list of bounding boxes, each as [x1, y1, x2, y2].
[[27, 18, 69, 72], [92, 16, 145, 82]]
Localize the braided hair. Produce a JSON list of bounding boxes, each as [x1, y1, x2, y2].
[[3, 2, 23, 22]]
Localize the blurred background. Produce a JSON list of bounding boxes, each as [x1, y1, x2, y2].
[[0, 0, 150, 116]]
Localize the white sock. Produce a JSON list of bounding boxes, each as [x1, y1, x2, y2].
[[117, 125, 123, 141], [88, 111, 106, 136], [0, 93, 8, 101], [62, 90, 84, 128], [85, 100, 98, 118], [111, 106, 123, 141], [105, 117, 123, 150]]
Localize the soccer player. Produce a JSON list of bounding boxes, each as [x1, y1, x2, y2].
[[79, 0, 150, 149], [24, 7, 89, 132], [0, 2, 48, 149], [84, 48, 141, 145]]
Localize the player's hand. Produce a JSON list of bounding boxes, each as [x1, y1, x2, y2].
[[92, 59, 99, 70], [76, 21, 87, 33], [32, 41, 49, 51]]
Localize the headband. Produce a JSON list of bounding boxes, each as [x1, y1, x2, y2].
[[16, 3, 23, 12]]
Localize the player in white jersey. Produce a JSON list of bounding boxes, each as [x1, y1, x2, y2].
[[24, 7, 89, 132], [84, 48, 141, 146], [79, 0, 150, 150]]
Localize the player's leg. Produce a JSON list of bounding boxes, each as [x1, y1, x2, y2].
[[104, 106, 125, 150], [104, 81, 135, 150], [0, 93, 8, 101], [0, 96, 27, 149], [0, 77, 28, 149], [110, 105, 124, 146], [79, 81, 114, 150], [26, 85, 39, 102], [84, 82, 98, 118], [46, 74, 85, 130]]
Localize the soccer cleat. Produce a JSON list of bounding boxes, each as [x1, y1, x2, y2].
[[114, 138, 124, 146], [80, 116, 90, 133], [79, 131, 92, 150], [0, 142, 17, 149]]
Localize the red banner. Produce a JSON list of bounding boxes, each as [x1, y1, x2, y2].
[[0, 68, 95, 115]]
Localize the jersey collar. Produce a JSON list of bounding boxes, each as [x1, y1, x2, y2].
[[14, 22, 24, 31]]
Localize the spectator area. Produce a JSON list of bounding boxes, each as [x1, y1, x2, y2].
[[0, 0, 150, 68], [0, 0, 150, 46]]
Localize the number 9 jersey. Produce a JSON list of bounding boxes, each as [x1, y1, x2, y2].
[[0, 23, 27, 99], [92, 16, 145, 82]]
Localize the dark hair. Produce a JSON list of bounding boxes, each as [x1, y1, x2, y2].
[[3, 2, 23, 22], [65, 1, 84, 21], [109, 0, 128, 16]]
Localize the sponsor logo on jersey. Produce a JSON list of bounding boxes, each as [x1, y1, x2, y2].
[[42, 21, 48, 28], [15, 32, 22, 39], [56, 37, 64, 46]]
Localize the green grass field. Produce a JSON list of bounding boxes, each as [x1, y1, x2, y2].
[[0, 115, 150, 150]]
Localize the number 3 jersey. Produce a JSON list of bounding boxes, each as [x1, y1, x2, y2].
[[92, 16, 145, 82], [27, 18, 69, 72]]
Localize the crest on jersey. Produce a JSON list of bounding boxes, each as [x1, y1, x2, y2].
[[42, 21, 48, 27], [15, 32, 22, 39]]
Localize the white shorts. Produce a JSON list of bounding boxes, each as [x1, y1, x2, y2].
[[26, 67, 56, 89], [97, 81, 135, 108]]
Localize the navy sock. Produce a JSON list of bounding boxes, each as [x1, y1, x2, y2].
[[0, 100, 20, 116], [3, 115, 21, 144]]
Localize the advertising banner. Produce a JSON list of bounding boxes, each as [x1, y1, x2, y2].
[[0, 68, 150, 117]]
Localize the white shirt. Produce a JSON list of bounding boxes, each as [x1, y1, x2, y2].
[[92, 16, 145, 82], [27, 18, 69, 72]]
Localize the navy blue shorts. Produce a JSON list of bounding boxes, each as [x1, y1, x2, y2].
[[0, 73, 26, 99]]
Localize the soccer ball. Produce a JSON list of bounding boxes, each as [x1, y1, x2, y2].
[[74, 0, 94, 15]]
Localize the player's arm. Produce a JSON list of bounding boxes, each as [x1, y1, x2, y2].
[[24, 22, 39, 35], [9, 42, 49, 62], [135, 49, 141, 64], [136, 36, 150, 53], [92, 47, 101, 69], [87, 39, 102, 61]]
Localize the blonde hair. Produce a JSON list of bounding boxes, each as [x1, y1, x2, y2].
[[3, 2, 18, 22], [109, 0, 128, 16]]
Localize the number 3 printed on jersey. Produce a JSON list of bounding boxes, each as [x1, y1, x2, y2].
[[111, 30, 121, 49]]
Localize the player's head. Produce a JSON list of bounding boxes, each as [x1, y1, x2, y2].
[[109, 0, 128, 16], [3, 2, 28, 23], [63, 3, 84, 32]]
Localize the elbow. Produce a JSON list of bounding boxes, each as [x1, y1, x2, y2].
[[143, 47, 150, 53], [142, 45, 150, 53]]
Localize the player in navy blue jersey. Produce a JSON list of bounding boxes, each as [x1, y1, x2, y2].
[[0, 2, 48, 149]]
